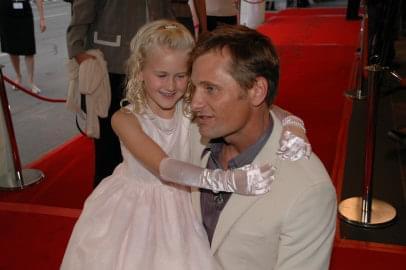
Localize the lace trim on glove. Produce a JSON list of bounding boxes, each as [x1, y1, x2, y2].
[[282, 115, 306, 132]]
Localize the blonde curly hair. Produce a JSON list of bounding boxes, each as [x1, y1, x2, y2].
[[124, 19, 195, 116]]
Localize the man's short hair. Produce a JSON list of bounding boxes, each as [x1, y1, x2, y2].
[[190, 25, 280, 106]]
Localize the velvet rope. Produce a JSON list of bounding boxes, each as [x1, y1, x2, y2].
[[2, 74, 66, 103]]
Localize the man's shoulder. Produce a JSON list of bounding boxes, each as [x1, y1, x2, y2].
[[261, 159, 330, 212], [248, 153, 336, 222], [279, 153, 332, 186]]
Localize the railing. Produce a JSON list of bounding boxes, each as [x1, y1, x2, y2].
[[0, 68, 67, 190], [345, 11, 369, 100], [338, 0, 403, 228], [2, 75, 66, 103]]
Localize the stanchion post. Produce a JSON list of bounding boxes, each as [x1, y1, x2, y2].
[[338, 63, 397, 228], [0, 66, 44, 190], [346, 14, 368, 100]]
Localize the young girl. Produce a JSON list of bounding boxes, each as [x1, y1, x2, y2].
[[61, 20, 309, 270]]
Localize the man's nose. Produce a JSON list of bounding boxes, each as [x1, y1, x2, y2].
[[191, 89, 204, 112]]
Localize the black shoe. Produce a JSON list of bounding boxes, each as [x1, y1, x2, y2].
[[388, 128, 406, 145]]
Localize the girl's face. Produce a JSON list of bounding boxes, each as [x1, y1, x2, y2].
[[139, 45, 190, 119]]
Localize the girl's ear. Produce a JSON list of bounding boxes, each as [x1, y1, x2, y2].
[[248, 76, 268, 106]]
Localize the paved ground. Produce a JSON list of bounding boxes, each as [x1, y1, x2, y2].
[[1, 0, 77, 165]]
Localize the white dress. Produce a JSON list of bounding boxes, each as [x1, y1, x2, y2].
[[61, 104, 217, 270]]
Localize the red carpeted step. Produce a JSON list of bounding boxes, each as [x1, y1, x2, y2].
[[265, 7, 348, 22], [330, 244, 406, 270], [275, 45, 357, 172], [0, 135, 94, 209], [260, 12, 360, 49], [258, 14, 361, 172], [0, 209, 77, 270]]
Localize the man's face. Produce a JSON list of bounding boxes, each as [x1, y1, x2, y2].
[[190, 50, 252, 141]]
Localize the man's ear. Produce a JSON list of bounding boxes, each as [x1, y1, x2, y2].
[[248, 76, 268, 106]]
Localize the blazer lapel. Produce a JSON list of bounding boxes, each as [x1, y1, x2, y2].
[[210, 111, 282, 253], [210, 194, 262, 253]]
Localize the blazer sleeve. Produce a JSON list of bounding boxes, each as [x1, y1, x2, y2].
[[66, 0, 98, 58], [275, 181, 337, 270]]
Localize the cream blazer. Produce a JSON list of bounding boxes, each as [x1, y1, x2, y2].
[[189, 111, 337, 270]]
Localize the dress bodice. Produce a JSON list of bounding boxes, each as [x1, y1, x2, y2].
[[118, 103, 191, 185]]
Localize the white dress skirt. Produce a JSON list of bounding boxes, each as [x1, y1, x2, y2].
[[60, 104, 217, 270]]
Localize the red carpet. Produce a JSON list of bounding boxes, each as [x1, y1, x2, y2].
[[0, 136, 92, 270], [259, 8, 361, 173], [1, 8, 405, 269], [0, 135, 94, 208], [0, 210, 76, 270]]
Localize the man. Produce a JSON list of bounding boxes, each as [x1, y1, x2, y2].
[[67, 0, 206, 187], [188, 25, 337, 270]]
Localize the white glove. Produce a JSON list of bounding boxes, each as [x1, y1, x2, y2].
[[278, 130, 312, 161], [159, 158, 276, 195], [277, 115, 312, 161]]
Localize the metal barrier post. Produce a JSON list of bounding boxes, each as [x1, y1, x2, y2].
[[0, 66, 44, 190], [338, 64, 397, 228], [346, 14, 368, 100]]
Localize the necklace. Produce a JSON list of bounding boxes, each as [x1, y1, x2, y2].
[[144, 103, 180, 135]]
